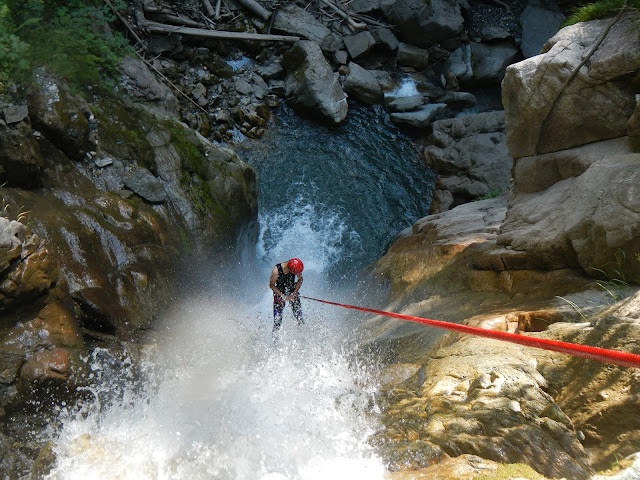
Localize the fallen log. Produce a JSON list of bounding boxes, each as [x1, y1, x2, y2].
[[143, 20, 301, 42], [201, 0, 216, 16]]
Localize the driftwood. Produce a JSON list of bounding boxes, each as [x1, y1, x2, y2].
[[144, 20, 301, 42], [318, 0, 365, 30], [201, 0, 216, 17], [236, 0, 271, 20], [215, 0, 222, 19], [151, 13, 203, 27]]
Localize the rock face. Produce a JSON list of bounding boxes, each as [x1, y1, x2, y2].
[[502, 12, 640, 158], [0, 70, 259, 420], [282, 41, 348, 124], [424, 111, 512, 212]]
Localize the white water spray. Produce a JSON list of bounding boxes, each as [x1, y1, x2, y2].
[[46, 204, 385, 479]]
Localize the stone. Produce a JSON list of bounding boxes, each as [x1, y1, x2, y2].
[[123, 168, 166, 203], [371, 27, 399, 51], [397, 43, 430, 69], [0, 122, 43, 188], [502, 12, 640, 158], [520, 1, 566, 58], [382, 0, 465, 47], [334, 50, 348, 65], [498, 138, 640, 280], [343, 31, 376, 59], [119, 56, 178, 114], [272, 4, 332, 46], [234, 78, 253, 95], [282, 41, 348, 125], [385, 94, 425, 112], [446, 42, 519, 86], [389, 103, 446, 127], [2, 105, 28, 124], [343, 62, 383, 105]]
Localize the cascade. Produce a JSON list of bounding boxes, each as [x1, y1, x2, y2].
[[45, 104, 434, 479]]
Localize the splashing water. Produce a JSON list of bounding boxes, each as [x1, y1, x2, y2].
[[46, 104, 433, 479], [46, 296, 386, 480]]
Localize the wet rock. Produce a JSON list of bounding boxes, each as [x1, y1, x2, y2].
[[282, 41, 348, 125], [628, 96, 640, 151], [389, 103, 446, 127], [396, 43, 429, 69], [0, 121, 43, 188], [446, 42, 520, 86], [123, 168, 166, 203], [385, 94, 425, 112], [343, 62, 383, 105], [519, 0, 565, 58], [435, 91, 477, 110]]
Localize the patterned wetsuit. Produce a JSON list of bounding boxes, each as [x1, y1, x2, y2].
[[273, 263, 303, 331]]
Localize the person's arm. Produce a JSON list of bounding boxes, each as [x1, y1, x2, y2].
[[292, 274, 303, 296], [269, 266, 284, 298]]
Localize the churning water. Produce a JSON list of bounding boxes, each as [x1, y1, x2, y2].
[[45, 104, 434, 479]]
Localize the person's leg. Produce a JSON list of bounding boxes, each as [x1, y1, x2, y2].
[[273, 295, 285, 331], [291, 296, 303, 325]]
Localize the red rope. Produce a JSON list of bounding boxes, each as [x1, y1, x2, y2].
[[300, 296, 640, 369]]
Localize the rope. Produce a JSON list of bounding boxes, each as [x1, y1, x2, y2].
[[300, 296, 640, 369]]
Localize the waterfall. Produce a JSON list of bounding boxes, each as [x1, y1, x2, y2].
[[45, 104, 434, 479]]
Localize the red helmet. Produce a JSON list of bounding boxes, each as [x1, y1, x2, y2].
[[288, 258, 303, 275]]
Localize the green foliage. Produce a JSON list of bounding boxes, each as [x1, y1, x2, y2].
[[564, 0, 640, 26], [0, 0, 132, 92], [474, 189, 503, 201]]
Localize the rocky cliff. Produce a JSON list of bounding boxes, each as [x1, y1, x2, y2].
[[370, 9, 640, 479]]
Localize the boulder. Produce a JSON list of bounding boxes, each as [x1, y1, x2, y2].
[[120, 56, 178, 114], [385, 94, 425, 112], [382, 0, 465, 47], [498, 138, 640, 280], [628, 96, 640, 151], [519, 1, 565, 58], [343, 62, 384, 105], [272, 4, 333, 47], [396, 43, 430, 69], [282, 41, 348, 125], [389, 103, 446, 127], [371, 27, 400, 51], [343, 31, 376, 59], [502, 12, 640, 158], [2, 105, 28, 125]]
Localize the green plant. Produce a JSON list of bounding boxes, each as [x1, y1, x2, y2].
[[0, 0, 132, 92], [564, 0, 640, 26], [474, 189, 503, 201], [555, 295, 590, 321]]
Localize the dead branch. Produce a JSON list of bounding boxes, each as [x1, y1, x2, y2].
[[150, 13, 204, 27], [534, 0, 629, 154], [106, 0, 146, 47], [143, 20, 300, 42], [317, 0, 366, 30], [236, 0, 271, 20], [201, 0, 216, 17], [215, 0, 222, 19]]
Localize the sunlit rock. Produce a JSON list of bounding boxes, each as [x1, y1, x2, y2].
[[502, 12, 640, 158]]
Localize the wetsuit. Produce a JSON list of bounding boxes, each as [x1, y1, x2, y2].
[[273, 263, 303, 331]]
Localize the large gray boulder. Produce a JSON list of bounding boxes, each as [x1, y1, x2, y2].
[[502, 12, 640, 158], [282, 41, 348, 125], [272, 5, 333, 47], [343, 62, 383, 105], [382, 0, 465, 47], [498, 138, 640, 280], [390, 103, 446, 127]]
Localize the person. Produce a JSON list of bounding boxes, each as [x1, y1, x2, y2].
[[269, 258, 304, 331]]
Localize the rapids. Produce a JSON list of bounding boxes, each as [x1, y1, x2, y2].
[[44, 104, 434, 479]]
